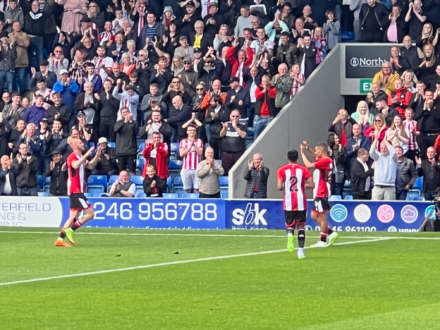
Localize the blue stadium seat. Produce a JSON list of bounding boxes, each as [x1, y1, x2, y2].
[[172, 176, 185, 196], [247, 127, 254, 137], [341, 31, 355, 41], [108, 142, 116, 148], [413, 177, 423, 192], [344, 181, 351, 188], [107, 175, 119, 192], [166, 176, 172, 192], [181, 193, 199, 199], [84, 192, 92, 198], [136, 158, 145, 176], [344, 195, 354, 200], [37, 175, 44, 190], [163, 193, 178, 198], [101, 193, 109, 197], [221, 191, 229, 199], [43, 177, 51, 193], [406, 190, 421, 201], [89, 142, 95, 149], [136, 191, 146, 198], [38, 192, 49, 197], [86, 175, 107, 194], [138, 142, 145, 154], [131, 175, 144, 188], [169, 159, 183, 180], [219, 176, 229, 187], [330, 195, 342, 200], [170, 143, 179, 158]]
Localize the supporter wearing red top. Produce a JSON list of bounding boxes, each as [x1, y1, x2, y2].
[[387, 79, 412, 118], [365, 113, 388, 150], [179, 125, 204, 192], [277, 149, 314, 259], [142, 132, 169, 179], [225, 40, 253, 87], [300, 141, 338, 248], [254, 74, 277, 140]]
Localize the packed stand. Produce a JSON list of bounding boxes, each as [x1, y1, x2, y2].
[[0, 0, 344, 197]]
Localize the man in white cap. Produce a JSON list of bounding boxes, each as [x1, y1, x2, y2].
[[92, 137, 118, 178]]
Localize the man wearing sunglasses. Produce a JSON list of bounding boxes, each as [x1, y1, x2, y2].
[[179, 57, 198, 97], [49, 46, 70, 79]]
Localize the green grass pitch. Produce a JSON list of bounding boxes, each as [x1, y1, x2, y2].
[[1, 227, 440, 329]]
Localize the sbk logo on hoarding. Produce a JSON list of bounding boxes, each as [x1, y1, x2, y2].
[[232, 203, 268, 226]]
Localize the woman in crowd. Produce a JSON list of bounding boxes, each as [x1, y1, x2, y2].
[[213, 24, 229, 52], [365, 113, 388, 149], [171, 56, 184, 76], [351, 101, 374, 133], [416, 23, 438, 49], [386, 115, 410, 154], [327, 133, 347, 197], [401, 70, 418, 93], [120, 52, 135, 75], [57, 0, 88, 34], [313, 26, 327, 63], [87, 1, 106, 31], [166, 21, 181, 50], [162, 6, 176, 32], [418, 44, 439, 80], [323, 9, 340, 51]]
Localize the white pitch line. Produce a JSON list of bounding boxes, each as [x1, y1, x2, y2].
[[0, 238, 389, 287], [0, 230, 438, 240]]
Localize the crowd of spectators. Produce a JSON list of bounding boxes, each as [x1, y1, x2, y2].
[[0, 0, 343, 197]]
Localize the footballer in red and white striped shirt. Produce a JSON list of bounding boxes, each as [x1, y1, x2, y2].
[[277, 150, 314, 259], [300, 141, 339, 248], [179, 126, 204, 192]]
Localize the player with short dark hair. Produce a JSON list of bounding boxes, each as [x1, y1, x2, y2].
[[300, 141, 339, 248], [277, 149, 314, 259], [54, 138, 101, 247]]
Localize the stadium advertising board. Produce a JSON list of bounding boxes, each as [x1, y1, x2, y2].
[[225, 200, 431, 232], [345, 45, 392, 79]]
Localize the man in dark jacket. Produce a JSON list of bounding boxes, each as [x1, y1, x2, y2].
[[149, 56, 173, 94], [0, 118, 12, 158], [46, 92, 71, 132], [92, 137, 118, 178], [166, 95, 192, 142], [43, 149, 67, 196], [359, 0, 388, 42], [395, 145, 417, 200], [23, 1, 45, 65], [197, 56, 222, 90], [12, 142, 39, 196], [139, 109, 173, 147], [225, 77, 250, 119], [0, 31, 17, 93], [99, 79, 120, 142], [416, 147, 440, 200], [114, 107, 138, 174], [29, 60, 57, 90], [350, 148, 374, 200], [400, 35, 421, 71], [23, 95, 46, 127], [328, 109, 356, 144], [244, 153, 270, 198], [346, 124, 372, 168], [0, 154, 17, 195], [204, 95, 230, 159]]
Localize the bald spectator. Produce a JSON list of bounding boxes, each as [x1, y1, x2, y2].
[[297, 33, 318, 79], [244, 153, 270, 198], [22, 95, 46, 126], [370, 131, 398, 200], [109, 171, 136, 197], [387, 79, 412, 118], [0, 155, 17, 196], [220, 109, 247, 176], [166, 95, 192, 142], [271, 63, 292, 115], [197, 147, 224, 198]]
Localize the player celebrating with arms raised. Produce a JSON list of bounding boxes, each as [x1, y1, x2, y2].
[[300, 141, 339, 248], [55, 139, 101, 247], [277, 150, 314, 259]]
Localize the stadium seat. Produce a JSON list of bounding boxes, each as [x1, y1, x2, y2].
[[108, 142, 116, 148], [136, 158, 145, 176], [341, 31, 355, 41], [86, 175, 107, 194], [219, 176, 229, 187], [172, 176, 185, 196], [221, 191, 229, 199], [247, 127, 254, 137], [413, 177, 423, 192], [84, 192, 92, 198], [131, 175, 144, 188], [38, 192, 49, 197], [89, 142, 95, 149], [344, 195, 353, 200], [330, 195, 342, 200], [344, 181, 351, 188], [169, 159, 183, 180], [92, 192, 104, 197], [138, 142, 145, 153], [406, 190, 421, 201], [37, 175, 44, 190], [43, 177, 51, 193], [170, 143, 179, 158], [415, 196, 425, 201], [101, 193, 109, 197], [136, 191, 146, 198], [166, 177, 172, 192], [107, 175, 119, 192], [181, 193, 199, 199], [163, 193, 178, 198]]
